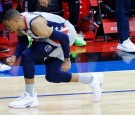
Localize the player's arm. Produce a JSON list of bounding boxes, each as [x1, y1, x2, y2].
[[49, 29, 70, 59], [13, 30, 30, 58], [31, 16, 53, 38], [31, 17, 70, 59], [14, 35, 29, 58], [6, 35, 29, 66]]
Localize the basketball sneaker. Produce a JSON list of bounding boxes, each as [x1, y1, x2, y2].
[[9, 92, 39, 109], [89, 73, 104, 103], [74, 34, 86, 46], [117, 38, 135, 52], [0, 63, 11, 72]]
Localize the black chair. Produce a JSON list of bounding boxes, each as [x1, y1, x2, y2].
[[100, 0, 135, 17], [97, 0, 135, 41]]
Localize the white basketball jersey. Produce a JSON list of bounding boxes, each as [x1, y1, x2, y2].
[[20, 12, 75, 45], [19, 12, 76, 60]]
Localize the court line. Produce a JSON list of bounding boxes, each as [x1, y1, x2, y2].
[[0, 90, 135, 100], [1, 69, 135, 79]]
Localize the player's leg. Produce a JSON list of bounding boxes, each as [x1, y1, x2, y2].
[[9, 47, 40, 108], [45, 57, 104, 102], [8, 43, 49, 108], [9, 41, 70, 108], [71, 73, 104, 102]]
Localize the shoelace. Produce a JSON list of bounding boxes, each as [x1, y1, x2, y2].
[[16, 93, 27, 101]]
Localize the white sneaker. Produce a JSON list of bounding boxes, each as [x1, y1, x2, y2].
[[89, 73, 104, 103], [9, 92, 39, 109], [0, 63, 11, 72], [117, 38, 135, 52]]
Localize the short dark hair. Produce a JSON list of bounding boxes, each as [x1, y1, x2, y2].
[[3, 9, 20, 21]]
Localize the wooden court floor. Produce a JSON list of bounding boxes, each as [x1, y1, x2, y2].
[[0, 71, 135, 115]]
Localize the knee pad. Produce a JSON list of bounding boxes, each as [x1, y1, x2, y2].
[[45, 71, 71, 83], [45, 71, 61, 83]]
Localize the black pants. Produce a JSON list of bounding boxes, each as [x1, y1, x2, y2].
[[20, 42, 72, 83], [115, 0, 131, 43]]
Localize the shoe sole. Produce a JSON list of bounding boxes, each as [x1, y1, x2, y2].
[[9, 101, 39, 109], [30, 101, 39, 108], [74, 42, 86, 46]]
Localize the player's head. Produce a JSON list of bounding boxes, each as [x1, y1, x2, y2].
[[3, 9, 21, 33]]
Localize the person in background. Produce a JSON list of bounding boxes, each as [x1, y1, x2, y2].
[[0, 0, 10, 52], [116, 0, 135, 52]]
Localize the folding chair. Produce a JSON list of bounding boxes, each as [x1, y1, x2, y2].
[[97, 0, 135, 41]]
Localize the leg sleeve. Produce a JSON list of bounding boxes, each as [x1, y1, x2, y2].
[[45, 57, 72, 83]]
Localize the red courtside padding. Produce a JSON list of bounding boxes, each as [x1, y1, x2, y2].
[[102, 18, 135, 36], [62, 2, 69, 20], [0, 35, 11, 58]]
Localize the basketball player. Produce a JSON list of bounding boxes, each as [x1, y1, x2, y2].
[[3, 9, 104, 109]]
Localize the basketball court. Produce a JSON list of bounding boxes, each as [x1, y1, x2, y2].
[[0, 71, 135, 115]]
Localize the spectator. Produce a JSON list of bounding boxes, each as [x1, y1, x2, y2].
[[116, 0, 135, 52]]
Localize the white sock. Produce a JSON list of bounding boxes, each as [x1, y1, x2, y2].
[[78, 74, 93, 84], [25, 84, 34, 97]]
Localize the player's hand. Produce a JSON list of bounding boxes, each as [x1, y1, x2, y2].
[[6, 56, 16, 66], [62, 58, 71, 72], [39, 0, 51, 8]]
